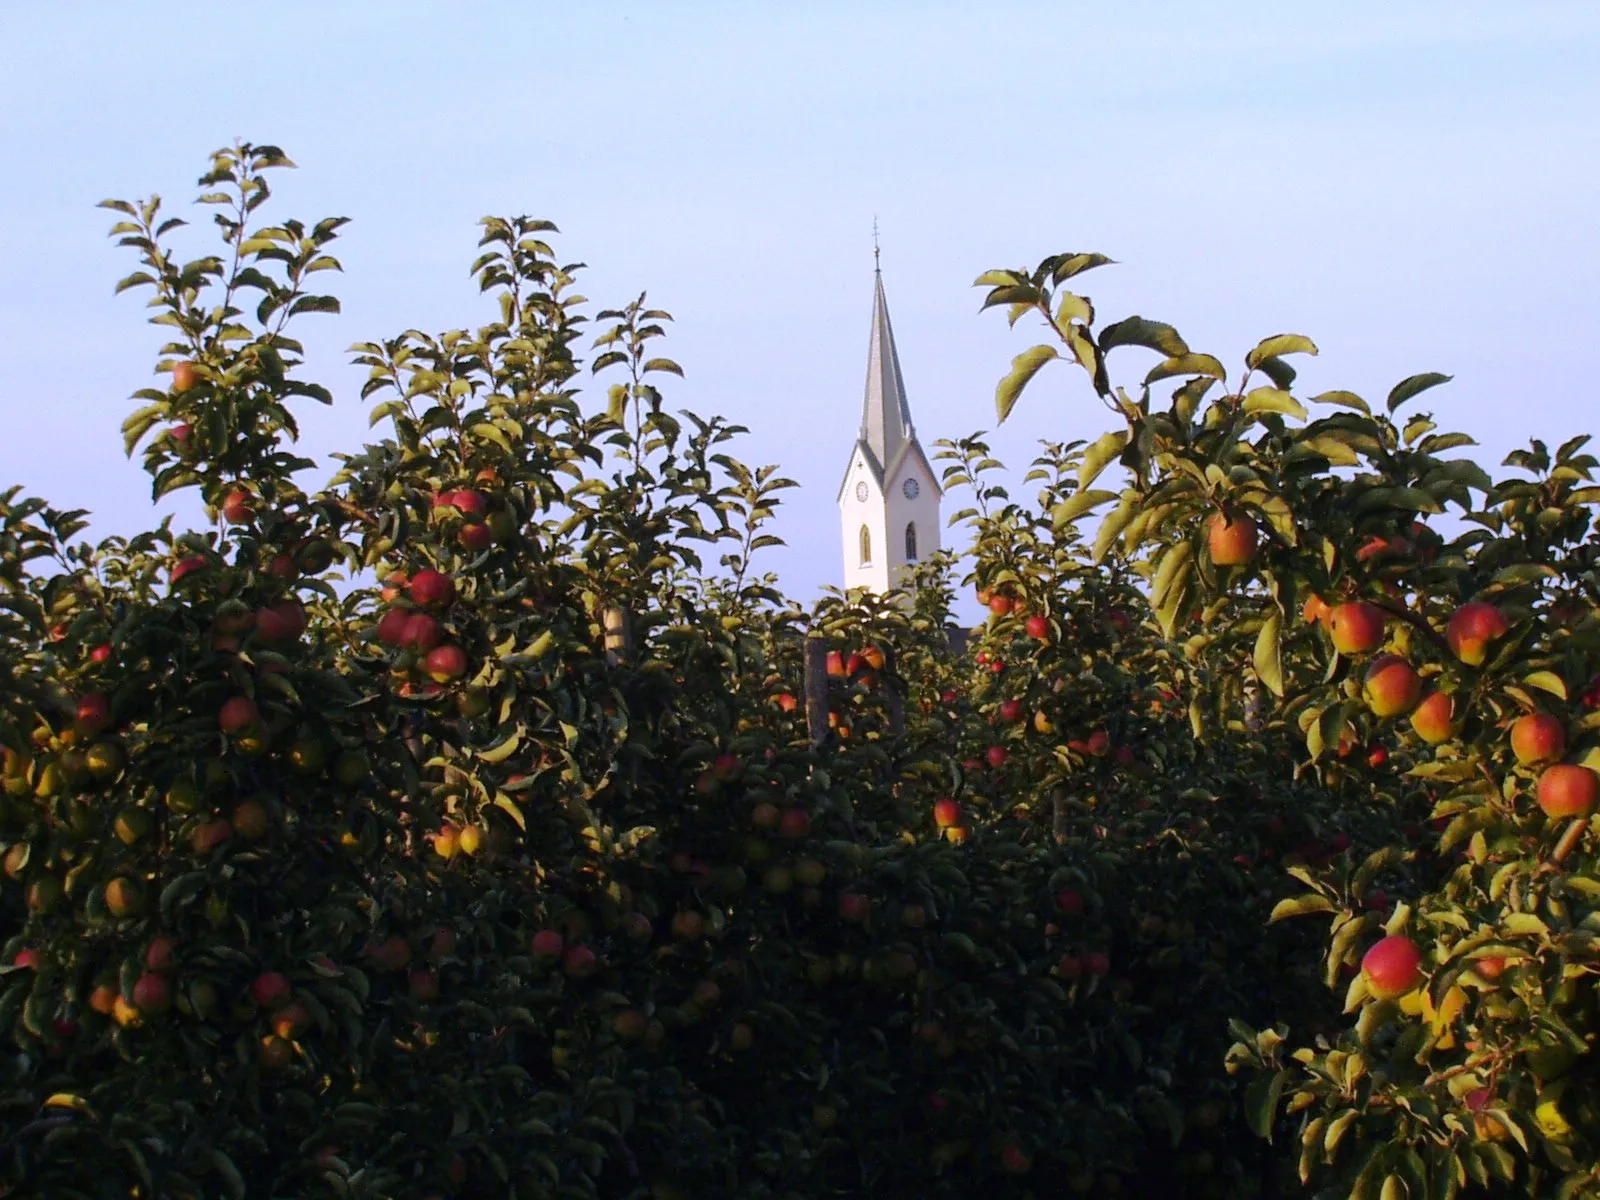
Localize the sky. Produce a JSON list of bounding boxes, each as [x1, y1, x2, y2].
[[1, 2, 1596, 623]]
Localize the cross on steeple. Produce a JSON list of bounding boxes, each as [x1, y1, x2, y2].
[[872, 216, 880, 271]]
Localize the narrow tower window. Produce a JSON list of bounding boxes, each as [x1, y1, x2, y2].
[[905, 522, 918, 561], [859, 525, 872, 565]]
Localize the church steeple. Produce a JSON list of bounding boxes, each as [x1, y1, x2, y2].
[[837, 247, 942, 596], [859, 267, 916, 476]]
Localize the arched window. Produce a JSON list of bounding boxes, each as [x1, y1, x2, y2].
[[905, 522, 918, 561], [859, 525, 872, 565]]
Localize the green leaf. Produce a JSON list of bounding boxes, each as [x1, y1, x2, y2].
[[1254, 611, 1285, 698], [1050, 252, 1114, 282], [1099, 315, 1188, 358], [1241, 387, 1308, 421], [1269, 893, 1336, 923], [995, 345, 1058, 424], [1524, 671, 1568, 700], [1051, 489, 1119, 528], [1079, 431, 1130, 490], [642, 357, 683, 377], [1246, 334, 1319, 369], [1244, 1069, 1292, 1141], [1312, 390, 1371, 415], [1387, 372, 1452, 413], [1145, 353, 1226, 386]]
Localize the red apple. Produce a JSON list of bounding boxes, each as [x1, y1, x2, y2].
[[1409, 690, 1457, 744], [1327, 602, 1386, 655], [1056, 889, 1084, 916], [838, 893, 871, 924], [1025, 614, 1050, 641], [424, 644, 468, 683], [145, 935, 178, 973], [75, 692, 111, 735], [218, 696, 260, 735], [1511, 712, 1565, 766], [531, 929, 565, 959], [171, 361, 198, 392], [255, 600, 306, 643], [376, 607, 412, 647], [1446, 601, 1509, 666], [998, 699, 1024, 724], [1363, 654, 1421, 718], [778, 808, 811, 839], [131, 973, 172, 1016], [220, 488, 254, 524], [408, 569, 456, 609], [1206, 512, 1258, 566], [562, 945, 597, 978], [985, 745, 1008, 770], [1536, 763, 1598, 819], [251, 971, 293, 1009], [401, 611, 443, 653], [1361, 934, 1423, 1000], [932, 798, 962, 829]]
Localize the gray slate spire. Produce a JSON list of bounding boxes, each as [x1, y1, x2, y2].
[[859, 267, 915, 473]]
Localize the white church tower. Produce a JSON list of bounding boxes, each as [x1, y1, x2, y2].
[[837, 256, 941, 594]]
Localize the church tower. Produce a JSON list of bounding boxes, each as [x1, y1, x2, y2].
[[836, 257, 941, 594]]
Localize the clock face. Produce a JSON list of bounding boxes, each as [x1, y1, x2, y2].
[[902, 477, 920, 500], [855, 481, 869, 502]]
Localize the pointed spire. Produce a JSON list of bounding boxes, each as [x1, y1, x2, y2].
[[860, 262, 914, 471]]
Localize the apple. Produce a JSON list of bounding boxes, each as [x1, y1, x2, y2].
[[1000, 1143, 1032, 1176], [1327, 602, 1386, 655], [985, 745, 1008, 769], [89, 642, 113, 664], [1084, 951, 1110, 976], [433, 825, 460, 860], [170, 553, 210, 586], [1056, 889, 1085, 916], [861, 646, 886, 670], [562, 945, 597, 978], [13, 948, 39, 970], [424, 644, 468, 683], [458, 523, 493, 551], [671, 910, 706, 940], [826, 650, 846, 678], [408, 969, 440, 1003], [1085, 729, 1111, 757], [132, 973, 172, 1016], [988, 593, 1013, 617], [1446, 601, 1509, 666], [531, 929, 565, 959], [271, 1001, 312, 1040], [838, 893, 871, 924], [75, 692, 111, 735], [1361, 934, 1423, 999], [845, 653, 866, 677], [774, 692, 798, 713], [1408, 691, 1457, 744], [408, 569, 456, 609], [457, 825, 483, 855], [1475, 955, 1507, 980], [778, 808, 811, 839], [1536, 763, 1598, 818], [255, 600, 306, 643], [220, 488, 254, 524], [192, 818, 234, 853], [401, 611, 443, 653], [376, 608, 411, 647], [219, 696, 260, 735], [145, 936, 178, 973], [728, 1022, 754, 1052], [251, 972, 293, 1009], [449, 489, 487, 520], [1206, 512, 1257, 566], [1025, 614, 1050, 641], [998, 699, 1024, 724], [1511, 712, 1565, 765], [712, 753, 743, 783], [1363, 654, 1421, 718], [1366, 744, 1389, 768], [265, 552, 298, 580], [104, 876, 145, 917], [932, 798, 962, 828]]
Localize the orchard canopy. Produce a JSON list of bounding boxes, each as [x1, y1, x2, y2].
[[2, 142, 1600, 1199]]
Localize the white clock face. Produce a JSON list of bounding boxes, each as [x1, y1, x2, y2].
[[855, 481, 869, 502], [902, 478, 920, 500]]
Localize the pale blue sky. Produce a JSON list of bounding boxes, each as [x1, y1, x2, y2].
[[2, 2, 1596, 619]]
